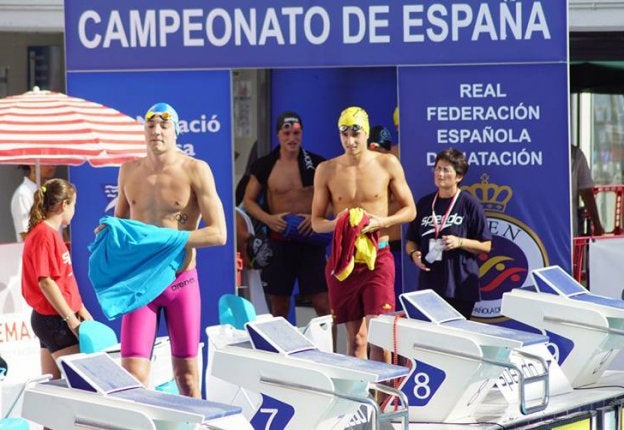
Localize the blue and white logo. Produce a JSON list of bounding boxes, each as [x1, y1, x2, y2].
[[102, 184, 118, 213], [250, 394, 295, 430], [400, 359, 446, 407]]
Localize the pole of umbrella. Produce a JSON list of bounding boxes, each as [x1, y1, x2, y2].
[[35, 159, 40, 186]]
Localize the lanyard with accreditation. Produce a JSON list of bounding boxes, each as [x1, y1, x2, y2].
[[425, 189, 461, 263], [431, 189, 461, 238]]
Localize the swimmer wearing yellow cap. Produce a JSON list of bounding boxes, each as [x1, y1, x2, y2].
[[311, 106, 416, 361], [337, 106, 371, 156], [338, 106, 370, 136]]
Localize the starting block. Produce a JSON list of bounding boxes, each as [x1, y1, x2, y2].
[[368, 290, 559, 423], [21, 352, 251, 429], [502, 265, 624, 388], [205, 316, 410, 429]]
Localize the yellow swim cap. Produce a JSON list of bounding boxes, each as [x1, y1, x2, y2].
[[337, 106, 369, 136], [393, 106, 399, 128]]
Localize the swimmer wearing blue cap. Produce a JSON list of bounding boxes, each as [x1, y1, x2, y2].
[[112, 102, 227, 398], [145, 102, 180, 134]]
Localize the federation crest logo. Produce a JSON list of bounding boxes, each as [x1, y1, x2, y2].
[[463, 174, 549, 319]]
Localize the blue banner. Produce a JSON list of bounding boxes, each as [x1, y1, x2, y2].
[[399, 63, 570, 319], [270, 67, 398, 159], [67, 70, 235, 337], [65, 0, 566, 71]]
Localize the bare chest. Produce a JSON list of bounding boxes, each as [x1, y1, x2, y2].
[[329, 166, 390, 208], [267, 160, 303, 195], [125, 169, 197, 223]]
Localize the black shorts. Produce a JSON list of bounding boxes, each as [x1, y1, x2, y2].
[[31, 310, 78, 353], [261, 240, 328, 297]]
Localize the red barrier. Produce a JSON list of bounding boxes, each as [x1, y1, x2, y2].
[[236, 252, 243, 287], [572, 185, 624, 284], [593, 184, 624, 235]]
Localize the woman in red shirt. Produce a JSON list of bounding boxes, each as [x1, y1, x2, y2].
[[21, 178, 92, 379]]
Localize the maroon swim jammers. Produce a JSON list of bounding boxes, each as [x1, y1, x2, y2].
[[325, 247, 395, 324]]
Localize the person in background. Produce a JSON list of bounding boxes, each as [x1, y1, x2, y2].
[[393, 106, 399, 132], [571, 145, 604, 236], [405, 148, 491, 319], [368, 125, 404, 303], [312, 107, 416, 361], [243, 111, 331, 320], [21, 178, 92, 379], [11, 165, 57, 242], [391, 106, 400, 158], [114, 102, 226, 397]]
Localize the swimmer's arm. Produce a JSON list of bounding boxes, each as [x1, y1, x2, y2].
[[186, 160, 227, 248], [39, 277, 82, 334], [242, 175, 287, 232], [364, 158, 416, 234], [384, 156, 417, 227], [114, 163, 131, 219], [311, 163, 337, 233], [235, 212, 252, 268]]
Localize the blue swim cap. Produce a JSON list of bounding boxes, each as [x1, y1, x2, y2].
[[145, 102, 180, 136]]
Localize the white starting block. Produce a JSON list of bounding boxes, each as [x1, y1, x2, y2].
[[205, 316, 410, 429], [21, 352, 251, 429], [368, 290, 558, 423], [502, 265, 624, 388]]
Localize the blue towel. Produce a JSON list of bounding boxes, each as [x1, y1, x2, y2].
[[282, 214, 332, 246], [88, 216, 190, 320]]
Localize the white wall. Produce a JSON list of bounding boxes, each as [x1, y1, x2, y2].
[[0, 0, 63, 32], [0, 31, 66, 243], [0, 166, 26, 244], [569, 0, 624, 31]]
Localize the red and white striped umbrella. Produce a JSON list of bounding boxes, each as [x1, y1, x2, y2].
[[0, 87, 145, 167]]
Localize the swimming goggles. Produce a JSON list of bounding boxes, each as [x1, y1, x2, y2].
[[145, 111, 173, 121], [339, 124, 363, 133], [280, 121, 301, 131]]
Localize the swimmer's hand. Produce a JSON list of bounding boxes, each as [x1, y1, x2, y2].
[[267, 213, 288, 233], [93, 224, 106, 235], [335, 208, 349, 220], [361, 215, 386, 234], [296, 213, 313, 236]]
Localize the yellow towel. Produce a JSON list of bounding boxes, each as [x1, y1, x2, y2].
[[335, 208, 377, 281]]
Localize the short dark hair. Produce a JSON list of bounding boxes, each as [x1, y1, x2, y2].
[[275, 111, 302, 132], [435, 148, 468, 178]]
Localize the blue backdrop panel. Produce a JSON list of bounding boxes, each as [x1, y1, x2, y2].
[[399, 63, 570, 319], [271, 67, 398, 158], [269, 67, 398, 317], [67, 70, 234, 337], [65, 0, 566, 71]]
